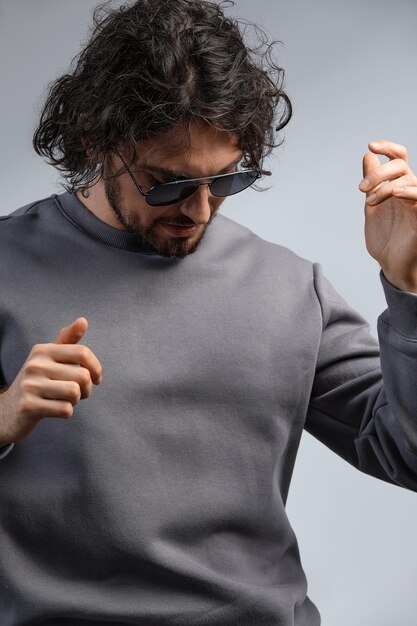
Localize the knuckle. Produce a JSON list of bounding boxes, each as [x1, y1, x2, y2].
[[78, 368, 92, 386], [68, 382, 81, 403], [80, 386, 91, 399], [77, 345, 91, 361], [31, 343, 48, 355], [394, 173, 413, 188], [63, 403, 74, 418], [24, 358, 43, 376], [17, 397, 34, 419], [30, 344, 41, 356], [394, 157, 408, 170], [21, 378, 40, 395]]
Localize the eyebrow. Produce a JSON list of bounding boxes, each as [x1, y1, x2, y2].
[[141, 157, 243, 180]]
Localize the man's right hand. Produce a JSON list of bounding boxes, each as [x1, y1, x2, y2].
[[0, 317, 102, 446]]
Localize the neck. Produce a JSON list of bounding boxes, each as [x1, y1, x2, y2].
[[75, 182, 126, 230]]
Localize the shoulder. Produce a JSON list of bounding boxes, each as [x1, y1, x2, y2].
[[215, 213, 314, 276], [0, 195, 63, 264], [0, 195, 58, 223], [212, 214, 321, 323], [0, 195, 61, 245]]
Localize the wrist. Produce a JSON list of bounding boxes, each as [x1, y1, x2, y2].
[[0, 389, 13, 446], [381, 269, 417, 294]]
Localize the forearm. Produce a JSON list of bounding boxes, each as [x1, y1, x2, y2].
[[0, 386, 14, 447], [306, 264, 417, 492]]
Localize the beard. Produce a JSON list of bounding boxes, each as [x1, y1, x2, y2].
[[104, 176, 216, 258]]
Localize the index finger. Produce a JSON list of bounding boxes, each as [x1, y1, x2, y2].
[[41, 343, 103, 385], [368, 140, 408, 164]]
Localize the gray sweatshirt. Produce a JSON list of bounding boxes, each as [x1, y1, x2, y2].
[[1, 192, 417, 625]]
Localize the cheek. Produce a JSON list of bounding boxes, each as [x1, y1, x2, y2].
[[211, 196, 225, 213], [120, 183, 156, 223], [147, 209, 171, 229], [119, 197, 154, 230]]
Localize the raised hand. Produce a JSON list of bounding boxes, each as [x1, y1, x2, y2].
[[359, 140, 417, 293], [0, 317, 102, 446]]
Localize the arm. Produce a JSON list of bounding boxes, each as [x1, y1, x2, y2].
[[0, 386, 15, 458], [0, 318, 102, 462], [305, 263, 417, 491]]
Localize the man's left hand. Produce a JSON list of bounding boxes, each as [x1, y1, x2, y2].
[[359, 140, 417, 293]]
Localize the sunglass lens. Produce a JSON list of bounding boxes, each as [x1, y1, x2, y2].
[[147, 171, 259, 206], [211, 171, 259, 197], [147, 183, 198, 207]]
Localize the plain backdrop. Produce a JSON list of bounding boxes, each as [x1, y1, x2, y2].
[[1, 1, 417, 624]]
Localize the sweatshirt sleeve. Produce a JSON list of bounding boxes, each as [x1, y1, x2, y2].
[[0, 443, 14, 459], [305, 263, 417, 492]]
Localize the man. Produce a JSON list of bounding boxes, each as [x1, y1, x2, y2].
[[1, 0, 417, 624]]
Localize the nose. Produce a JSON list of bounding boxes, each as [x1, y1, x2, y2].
[[179, 183, 212, 224]]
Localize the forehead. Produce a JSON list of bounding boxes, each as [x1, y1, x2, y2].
[[136, 121, 243, 176]]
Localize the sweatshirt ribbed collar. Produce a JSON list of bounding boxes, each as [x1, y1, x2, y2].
[[55, 191, 160, 254]]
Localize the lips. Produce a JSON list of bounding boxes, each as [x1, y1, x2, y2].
[[162, 223, 198, 237]]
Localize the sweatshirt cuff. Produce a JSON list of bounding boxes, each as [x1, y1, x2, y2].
[[0, 443, 14, 459], [379, 269, 417, 338]]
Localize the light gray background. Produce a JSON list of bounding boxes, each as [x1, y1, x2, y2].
[[1, 1, 417, 624]]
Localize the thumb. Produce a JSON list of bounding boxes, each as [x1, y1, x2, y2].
[[362, 151, 380, 180], [54, 317, 88, 344]]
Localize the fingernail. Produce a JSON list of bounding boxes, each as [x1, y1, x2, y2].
[[359, 179, 370, 191], [367, 193, 377, 204], [370, 142, 380, 148]]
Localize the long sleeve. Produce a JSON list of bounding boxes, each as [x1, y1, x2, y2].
[[305, 263, 417, 492], [0, 443, 14, 459]]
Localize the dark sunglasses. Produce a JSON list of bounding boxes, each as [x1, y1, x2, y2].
[[115, 149, 261, 207]]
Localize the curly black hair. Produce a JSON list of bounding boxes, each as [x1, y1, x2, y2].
[[33, 0, 292, 193]]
